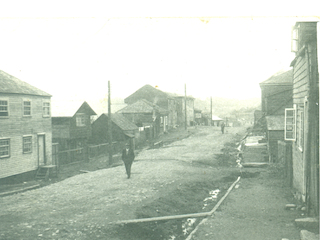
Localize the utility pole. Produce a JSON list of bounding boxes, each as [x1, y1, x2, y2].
[[108, 81, 113, 165], [185, 83, 187, 130], [210, 96, 212, 126]]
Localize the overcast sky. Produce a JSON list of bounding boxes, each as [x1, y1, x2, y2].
[[0, 1, 319, 114]]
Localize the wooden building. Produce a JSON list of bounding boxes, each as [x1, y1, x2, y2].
[[285, 22, 319, 215], [194, 109, 202, 125], [259, 69, 293, 162], [117, 99, 168, 139], [124, 85, 177, 129], [0, 70, 52, 181], [173, 95, 195, 127], [52, 101, 96, 150], [92, 113, 139, 145], [260, 70, 293, 116]]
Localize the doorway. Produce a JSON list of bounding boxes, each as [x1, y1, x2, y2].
[[38, 134, 46, 166]]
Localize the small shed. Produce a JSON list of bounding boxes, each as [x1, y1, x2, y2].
[[92, 113, 139, 144]]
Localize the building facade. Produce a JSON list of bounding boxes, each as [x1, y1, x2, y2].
[[0, 70, 52, 180], [285, 22, 319, 215]]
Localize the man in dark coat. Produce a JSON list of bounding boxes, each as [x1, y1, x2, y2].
[[121, 143, 135, 179], [220, 121, 225, 134]]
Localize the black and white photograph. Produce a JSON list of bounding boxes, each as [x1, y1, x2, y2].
[[0, 2, 319, 239]]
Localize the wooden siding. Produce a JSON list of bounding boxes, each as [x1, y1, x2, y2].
[[292, 52, 309, 198], [0, 93, 52, 179], [293, 56, 309, 103], [52, 124, 70, 139], [69, 114, 93, 139], [260, 85, 292, 115]]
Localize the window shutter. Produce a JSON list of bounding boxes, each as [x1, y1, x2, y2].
[[285, 108, 296, 141]]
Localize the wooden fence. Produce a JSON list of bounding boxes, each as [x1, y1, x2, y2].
[[58, 147, 87, 165], [52, 141, 126, 167]]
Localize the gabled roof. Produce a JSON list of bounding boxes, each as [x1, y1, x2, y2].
[[260, 69, 293, 86], [99, 113, 138, 131], [117, 99, 168, 115], [75, 101, 97, 116], [0, 70, 51, 97], [266, 115, 284, 131]]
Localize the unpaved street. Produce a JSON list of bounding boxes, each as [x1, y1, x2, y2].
[[0, 126, 245, 240]]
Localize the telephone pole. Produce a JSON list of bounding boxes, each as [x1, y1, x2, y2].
[[210, 96, 212, 126], [185, 84, 187, 130], [108, 81, 113, 165]]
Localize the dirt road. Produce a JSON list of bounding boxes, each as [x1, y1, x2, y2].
[[0, 126, 248, 239]]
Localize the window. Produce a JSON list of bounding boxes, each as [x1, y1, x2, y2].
[[23, 136, 32, 153], [139, 127, 144, 132], [43, 102, 50, 117], [23, 101, 31, 116], [76, 114, 86, 126], [291, 24, 300, 52], [285, 108, 296, 141], [0, 139, 10, 158], [0, 100, 8, 117], [298, 110, 304, 151]]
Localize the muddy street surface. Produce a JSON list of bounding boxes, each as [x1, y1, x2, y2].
[[0, 126, 253, 239]]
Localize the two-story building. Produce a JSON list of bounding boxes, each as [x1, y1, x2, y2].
[[285, 22, 319, 215], [52, 101, 96, 151], [0, 70, 52, 181]]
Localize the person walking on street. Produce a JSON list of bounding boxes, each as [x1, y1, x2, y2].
[[122, 143, 135, 179], [220, 121, 225, 134]]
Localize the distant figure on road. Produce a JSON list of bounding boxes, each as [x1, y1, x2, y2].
[[122, 143, 135, 179], [220, 122, 225, 134]]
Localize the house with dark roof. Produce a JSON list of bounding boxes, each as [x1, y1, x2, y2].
[[52, 101, 97, 151], [91, 113, 139, 147], [0, 70, 52, 181], [259, 69, 293, 162], [117, 99, 168, 139]]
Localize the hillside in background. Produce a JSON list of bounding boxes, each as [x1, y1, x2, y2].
[[194, 97, 261, 119]]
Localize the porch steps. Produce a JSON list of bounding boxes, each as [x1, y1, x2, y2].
[[35, 165, 57, 180]]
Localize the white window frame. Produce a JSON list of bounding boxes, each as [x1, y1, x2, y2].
[[285, 107, 296, 141], [42, 101, 51, 117], [297, 109, 304, 152], [23, 135, 32, 154], [0, 99, 9, 117], [23, 100, 31, 116], [0, 138, 10, 158], [76, 113, 86, 127]]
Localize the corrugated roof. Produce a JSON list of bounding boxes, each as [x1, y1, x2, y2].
[[260, 69, 293, 85], [0, 70, 51, 96], [100, 113, 138, 131], [117, 99, 168, 115], [266, 115, 285, 131]]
